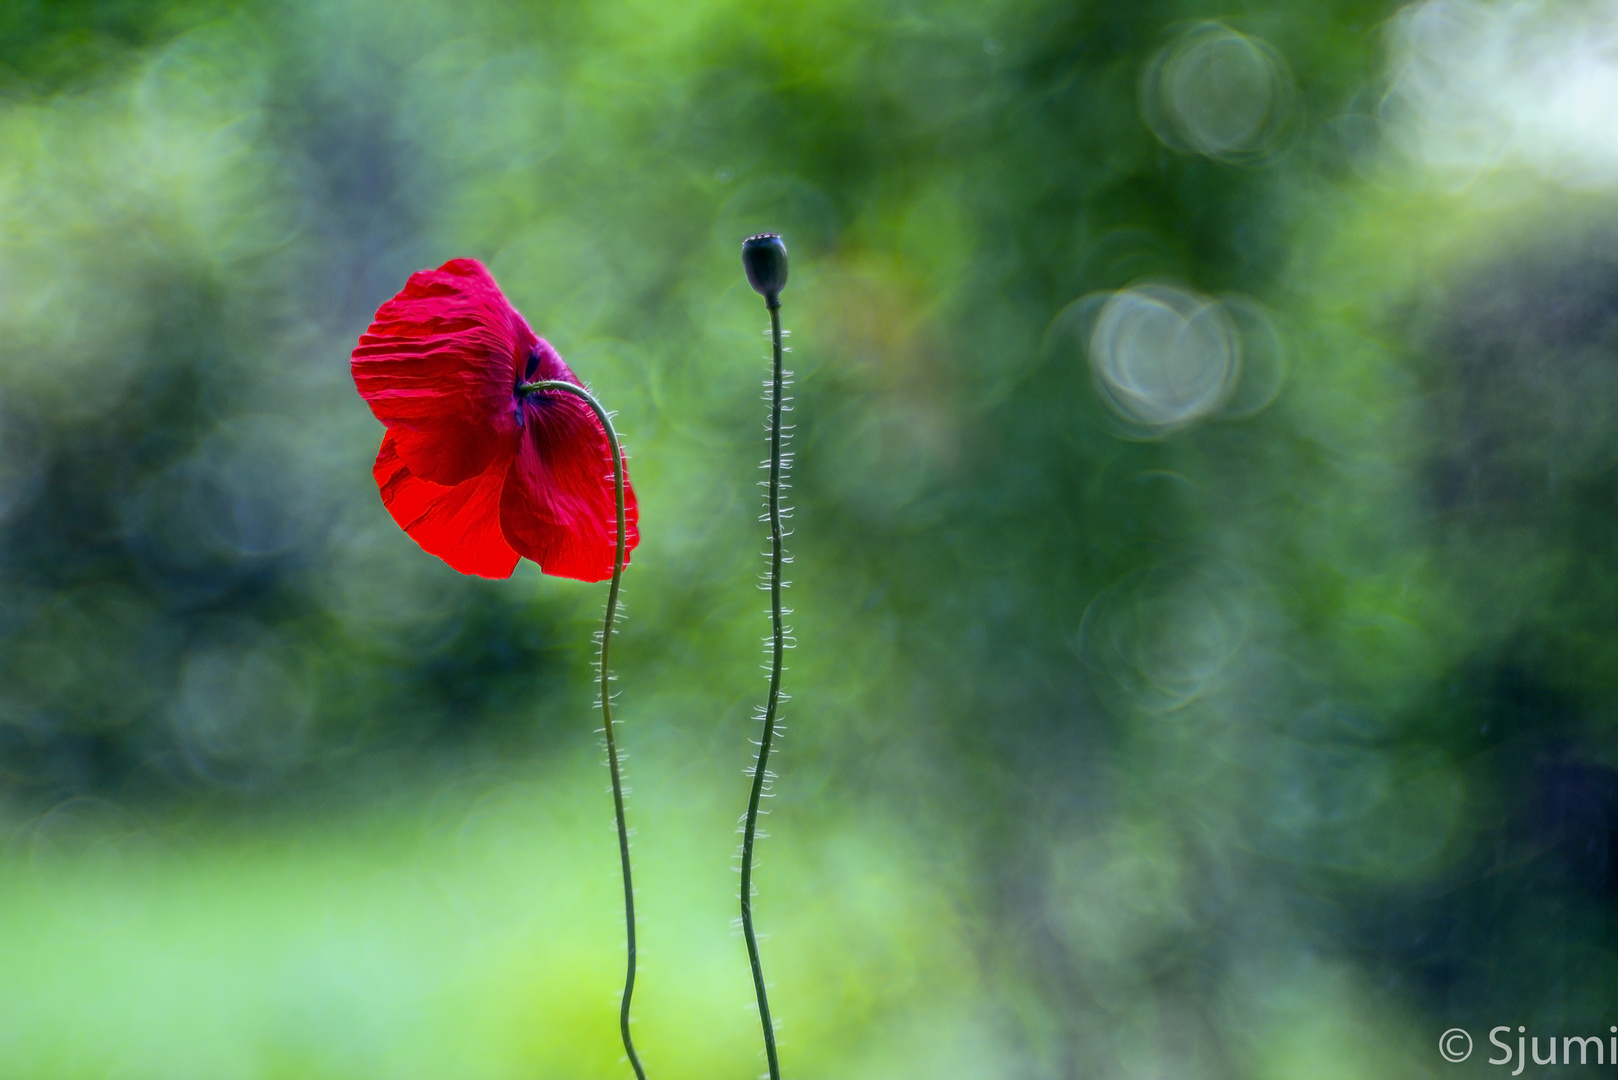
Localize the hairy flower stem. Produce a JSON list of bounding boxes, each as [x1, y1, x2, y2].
[[741, 298, 786, 1080], [519, 378, 645, 1080]]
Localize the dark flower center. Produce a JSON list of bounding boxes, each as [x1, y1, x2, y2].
[[514, 346, 548, 426]]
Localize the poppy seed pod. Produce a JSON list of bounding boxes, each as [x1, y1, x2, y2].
[[742, 233, 789, 301]]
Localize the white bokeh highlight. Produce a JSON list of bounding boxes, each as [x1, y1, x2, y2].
[[1386, 0, 1618, 189], [1089, 285, 1239, 432], [1141, 23, 1297, 162]]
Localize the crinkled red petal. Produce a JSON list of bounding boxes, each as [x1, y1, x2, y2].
[[499, 386, 640, 583], [374, 430, 520, 579], [352, 258, 534, 486]]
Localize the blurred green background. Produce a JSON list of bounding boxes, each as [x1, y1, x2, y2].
[[2, 0, 1617, 1076]]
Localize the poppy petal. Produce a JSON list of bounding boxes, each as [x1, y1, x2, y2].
[[352, 259, 534, 486], [499, 389, 640, 583], [374, 430, 520, 579]]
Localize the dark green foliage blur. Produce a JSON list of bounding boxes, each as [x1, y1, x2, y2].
[[1, 0, 1615, 1075]]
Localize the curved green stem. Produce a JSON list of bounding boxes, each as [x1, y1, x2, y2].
[[741, 298, 785, 1080], [519, 378, 645, 1080]]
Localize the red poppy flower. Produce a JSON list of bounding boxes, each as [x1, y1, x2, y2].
[[351, 258, 638, 582]]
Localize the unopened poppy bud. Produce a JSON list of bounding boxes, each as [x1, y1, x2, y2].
[[742, 233, 789, 302]]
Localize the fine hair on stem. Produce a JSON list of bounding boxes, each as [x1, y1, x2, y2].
[[740, 292, 790, 1080], [519, 378, 647, 1080]]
